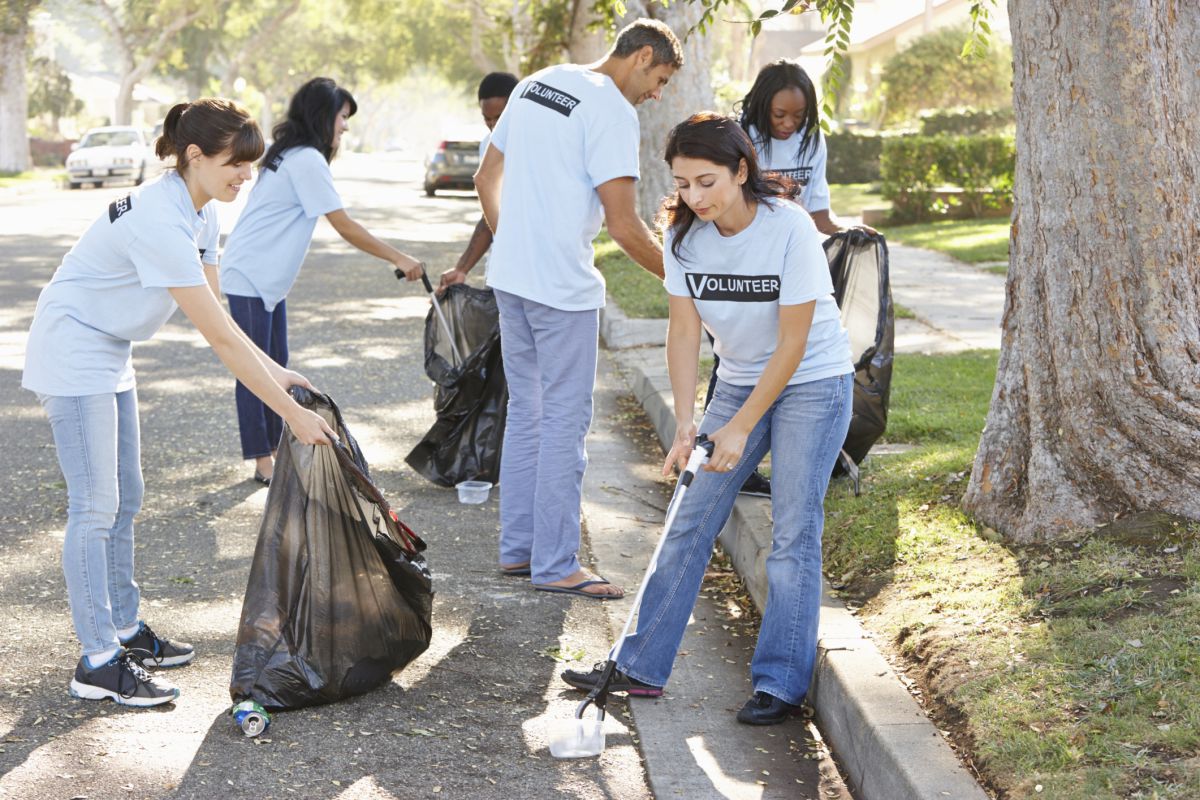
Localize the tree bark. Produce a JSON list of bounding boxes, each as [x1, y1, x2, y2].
[[621, 1, 714, 223], [962, 2, 1200, 542], [0, 19, 31, 172]]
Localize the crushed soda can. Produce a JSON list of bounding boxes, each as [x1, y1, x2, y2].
[[231, 700, 270, 737]]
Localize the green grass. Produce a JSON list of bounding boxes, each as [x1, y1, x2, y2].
[[825, 351, 1200, 799], [882, 218, 1011, 264], [595, 232, 669, 318], [0, 167, 65, 188], [829, 182, 890, 216]]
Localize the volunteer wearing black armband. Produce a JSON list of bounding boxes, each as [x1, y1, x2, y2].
[[22, 98, 337, 708]]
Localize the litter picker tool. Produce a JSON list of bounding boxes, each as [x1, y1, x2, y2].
[[547, 435, 715, 759], [399, 266, 464, 368]]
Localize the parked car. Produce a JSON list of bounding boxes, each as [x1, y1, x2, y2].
[[65, 126, 163, 190], [422, 139, 481, 196]]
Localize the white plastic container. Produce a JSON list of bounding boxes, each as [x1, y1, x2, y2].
[[547, 717, 605, 759], [455, 480, 492, 504]]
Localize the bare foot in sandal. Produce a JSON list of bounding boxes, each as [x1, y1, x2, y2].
[[533, 570, 624, 599]]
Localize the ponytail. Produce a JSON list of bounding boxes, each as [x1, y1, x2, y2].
[[154, 98, 264, 175], [155, 102, 189, 161]]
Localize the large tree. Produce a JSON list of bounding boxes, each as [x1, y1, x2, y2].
[[618, 0, 715, 222], [0, 0, 39, 173], [87, 0, 218, 124], [961, 2, 1200, 541]]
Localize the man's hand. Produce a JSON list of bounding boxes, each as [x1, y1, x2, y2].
[[438, 267, 469, 295]]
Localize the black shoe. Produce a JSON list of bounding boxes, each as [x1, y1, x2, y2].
[[561, 662, 663, 697], [736, 691, 802, 725], [738, 472, 772, 498], [69, 650, 179, 707], [119, 621, 194, 667]]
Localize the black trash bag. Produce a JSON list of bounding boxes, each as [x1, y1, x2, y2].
[[230, 387, 433, 711], [405, 283, 507, 486], [824, 230, 894, 483]]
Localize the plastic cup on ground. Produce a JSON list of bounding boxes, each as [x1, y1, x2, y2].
[[547, 717, 605, 759], [456, 480, 492, 504]]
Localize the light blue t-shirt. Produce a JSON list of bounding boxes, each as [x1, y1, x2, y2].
[[220, 146, 343, 310], [663, 198, 851, 386], [22, 171, 216, 396], [747, 124, 831, 213], [486, 64, 641, 311]]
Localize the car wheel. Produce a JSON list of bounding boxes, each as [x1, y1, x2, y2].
[[91, 181, 103, 189], [424, 185, 436, 197], [134, 166, 145, 186], [67, 181, 81, 190]]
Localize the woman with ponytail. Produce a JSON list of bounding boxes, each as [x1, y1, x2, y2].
[[562, 113, 853, 726], [22, 98, 338, 708], [219, 76, 424, 485]]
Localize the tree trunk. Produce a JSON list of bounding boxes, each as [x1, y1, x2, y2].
[[621, 1, 714, 223], [0, 21, 31, 172], [962, 2, 1200, 542], [566, 0, 606, 63]]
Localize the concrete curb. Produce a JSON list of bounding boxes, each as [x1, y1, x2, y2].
[[603, 308, 989, 800]]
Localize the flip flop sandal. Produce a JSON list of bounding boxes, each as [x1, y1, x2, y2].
[[532, 579, 624, 600]]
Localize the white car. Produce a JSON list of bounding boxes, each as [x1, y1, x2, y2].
[[66, 126, 163, 189]]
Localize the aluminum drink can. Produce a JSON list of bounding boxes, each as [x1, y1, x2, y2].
[[231, 700, 270, 737]]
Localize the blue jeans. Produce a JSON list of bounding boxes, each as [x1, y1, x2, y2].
[[493, 289, 598, 583], [227, 294, 288, 460], [39, 390, 144, 659], [617, 373, 852, 705]]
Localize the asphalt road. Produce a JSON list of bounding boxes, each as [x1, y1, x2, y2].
[[0, 155, 652, 800]]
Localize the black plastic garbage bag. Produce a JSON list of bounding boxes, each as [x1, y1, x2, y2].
[[824, 229, 894, 479], [405, 283, 507, 486], [230, 388, 433, 711]]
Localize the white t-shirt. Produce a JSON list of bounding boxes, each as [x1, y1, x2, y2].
[[663, 197, 851, 386], [22, 171, 216, 396], [486, 64, 641, 311], [220, 146, 344, 310], [747, 124, 830, 213]]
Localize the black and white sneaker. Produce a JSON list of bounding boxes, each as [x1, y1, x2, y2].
[[69, 650, 179, 707], [738, 471, 772, 498], [120, 621, 194, 668]]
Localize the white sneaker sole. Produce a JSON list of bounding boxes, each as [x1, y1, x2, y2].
[[69, 679, 179, 707], [153, 651, 195, 668]]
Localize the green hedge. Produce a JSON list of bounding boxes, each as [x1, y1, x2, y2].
[[881, 134, 1015, 222], [919, 108, 1014, 136], [825, 131, 883, 184]]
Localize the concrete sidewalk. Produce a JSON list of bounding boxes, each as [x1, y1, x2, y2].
[[594, 241, 1003, 800]]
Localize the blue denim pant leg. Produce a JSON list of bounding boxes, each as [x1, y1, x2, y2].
[[751, 372, 852, 705], [494, 289, 598, 582], [618, 380, 772, 687], [40, 390, 144, 659], [227, 294, 288, 460]]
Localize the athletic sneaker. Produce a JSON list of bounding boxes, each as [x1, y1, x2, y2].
[[69, 650, 180, 707], [120, 621, 194, 667], [561, 662, 663, 697], [738, 471, 772, 498]]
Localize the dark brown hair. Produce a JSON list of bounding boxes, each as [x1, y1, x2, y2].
[[611, 18, 685, 68], [155, 98, 264, 175], [657, 111, 795, 262]]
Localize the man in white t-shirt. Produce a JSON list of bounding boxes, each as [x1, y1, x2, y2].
[[438, 71, 520, 292], [474, 18, 683, 599]]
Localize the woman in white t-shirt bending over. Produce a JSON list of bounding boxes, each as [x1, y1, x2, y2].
[[220, 77, 423, 485], [22, 99, 336, 708], [562, 112, 853, 725]]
